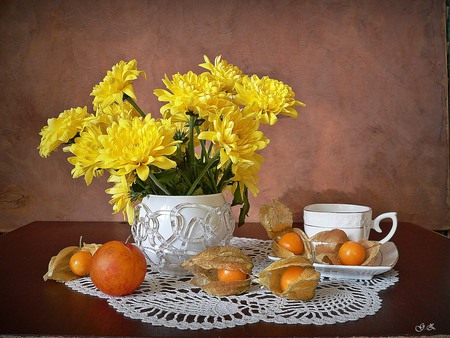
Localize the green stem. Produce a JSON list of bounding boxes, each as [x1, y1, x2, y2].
[[207, 141, 214, 157], [186, 151, 220, 195], [195, 124, 208, 161], [178, 168, 192, 188], [147, 172, 171, 195], [216, 162, 233, 192], [135, 178, 148, 191], [188, 115, 196, 173], [124, 95, 146, 118]]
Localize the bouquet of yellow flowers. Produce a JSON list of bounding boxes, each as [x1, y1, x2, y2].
[[38, 56, 304, 226]]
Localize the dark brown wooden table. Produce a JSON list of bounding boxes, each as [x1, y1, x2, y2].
[[0, 221, 449, 337]]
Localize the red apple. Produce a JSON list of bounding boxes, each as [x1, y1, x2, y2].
[[90, 241, 147, 296]]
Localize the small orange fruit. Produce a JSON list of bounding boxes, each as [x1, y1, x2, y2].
[[338, 241, 366, 265], [217, 268, 247, 281], [278, 232, 304, 255], [280, 266, 305, 292], [69, 250, 93, 276]]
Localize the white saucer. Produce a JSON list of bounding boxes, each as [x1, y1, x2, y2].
[[268, 241, 399, 280]]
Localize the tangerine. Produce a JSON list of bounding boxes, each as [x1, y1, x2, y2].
[[217, 268, 247, 281], [90, 241, 147, 296], [338, 241, 366, 265], [280, 266, 305, 292], [69, 250, 92, 276], [278, 232, 304, 255]]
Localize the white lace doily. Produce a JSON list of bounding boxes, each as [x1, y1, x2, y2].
[[66, 237, 399, 330]]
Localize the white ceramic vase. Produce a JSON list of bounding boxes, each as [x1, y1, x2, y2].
[[131, 193, 235, 275]]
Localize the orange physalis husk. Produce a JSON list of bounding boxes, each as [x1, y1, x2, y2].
[[181, 246, 253, 296], [311, 229, 382, 266], [271, 228, 313, 261], [359, 240, 382, 266], [259, 198, 293, 239], [311, 229, 349, 264], [81, 242, 102, 255], [43, 242, 102, 282], [333, 239, 381, 266], [43, 246, 80, 282], [259, 198, 313, 260], [254, 256, 320, 301]]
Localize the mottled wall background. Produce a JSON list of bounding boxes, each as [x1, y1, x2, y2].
[[0, 0, 448, 232]]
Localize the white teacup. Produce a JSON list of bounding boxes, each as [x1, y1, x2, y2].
[[303, 203, 397, 244]]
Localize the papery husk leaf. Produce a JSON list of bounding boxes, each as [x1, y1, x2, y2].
[[311, 229, 349, 264], [181, 246, 253, 296], [191, 278, 252, 296], [360, 240, 382, 266], [281, 269, 321, 301], [181, 246, 253, 275], [310, 229, 349, 244], [254, 256, 320, 301], [259, 198, 293, 239], [314, 249, 341, 265], [314, 237, 382, 266], [81, 242, 102, 255], [43, 246, 80, 282], [271, 228, 313, 261]]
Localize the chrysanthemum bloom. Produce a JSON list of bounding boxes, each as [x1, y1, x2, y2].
[[198, 106, 269, 170], [95, 100, 141, 123], [96, 115, 179, 181], [106, 173, 136, 224], [234, 75, 305, 125], [91, 59, 146, 111], [38, 106, 90, 158], [199, 55, 243, 93], [231, 154, 264, 197], [38, 56, 304, 226], [154, 71, 232, 123], [65, 124, 105, 185]]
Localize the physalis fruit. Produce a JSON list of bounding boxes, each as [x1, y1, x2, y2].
[[255, 256, 320, 301], [181, 246, 253, 296]]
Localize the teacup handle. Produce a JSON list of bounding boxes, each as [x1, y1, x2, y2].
[[372, 212, 397, 244]]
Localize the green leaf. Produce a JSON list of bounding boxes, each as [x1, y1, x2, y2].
[[231, 185, 249, 227], [238, 188, 250, 227]]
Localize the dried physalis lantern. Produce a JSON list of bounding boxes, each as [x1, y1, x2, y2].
[[337, 240, 382, 266], [361, 240, 382, 265], [43, 246, 80, 282], [311, 229, 349, 264], [259, 197, 293, 236], [254, 256, 320, 301], [259, 198, 312, 260], [311, 229, 381, 266], [43, 240, 102, 282], [181, 246, 253, 296]]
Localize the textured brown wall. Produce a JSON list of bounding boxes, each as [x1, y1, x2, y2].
[[0, 0, 448, 232]]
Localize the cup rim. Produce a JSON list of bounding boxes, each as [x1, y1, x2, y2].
[[304, 203, 371, 213]]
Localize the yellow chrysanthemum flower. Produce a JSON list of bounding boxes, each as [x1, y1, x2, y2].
[[91, 59, 146, 111], [65, 124, 105, 185], [106, 174, 136, 224], [95, 100, 141, 124], [234, 75, 305, 125], [38, 56, 303, 226], [198, 106, 269, 169], [230, 154, 264, 197], [154, 71, 231, 122], [38, 106, 90, 158], [97, 115, 179, 181], [199, 55, 243, 93]]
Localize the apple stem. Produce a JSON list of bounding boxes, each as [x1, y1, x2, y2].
[[125, 235, 132, 244]]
